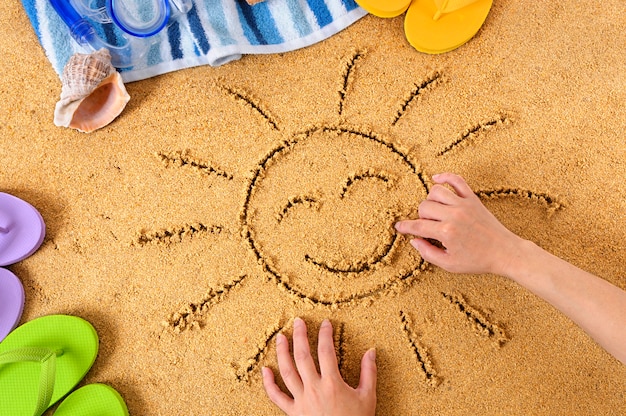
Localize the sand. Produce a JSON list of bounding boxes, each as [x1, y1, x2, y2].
[[1, 0, 625, 414]]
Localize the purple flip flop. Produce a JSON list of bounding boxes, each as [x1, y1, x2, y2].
[[0, 268, 25, 341], [0, 192, 45, 266]]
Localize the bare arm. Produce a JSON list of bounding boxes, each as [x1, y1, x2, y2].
[[503, 239, 626, 364], [395, 172, 626, 365]]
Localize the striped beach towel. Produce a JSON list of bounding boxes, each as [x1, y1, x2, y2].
[[21, 0, 367, 82]]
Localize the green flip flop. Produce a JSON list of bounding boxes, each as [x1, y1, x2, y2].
[[54, 384, 129, 416], [0, 315, 99, 416]]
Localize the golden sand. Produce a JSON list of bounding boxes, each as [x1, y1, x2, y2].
[[1, 1, 625, 414]]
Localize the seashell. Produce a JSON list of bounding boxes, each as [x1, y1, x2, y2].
[[54, 49, 130, 133]]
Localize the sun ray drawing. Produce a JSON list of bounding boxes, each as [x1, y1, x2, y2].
[[137, 50, 565, 384], [232, 320, 285, 383]]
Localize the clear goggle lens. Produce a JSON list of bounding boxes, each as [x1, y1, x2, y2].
[[108, 0, 169, 37]]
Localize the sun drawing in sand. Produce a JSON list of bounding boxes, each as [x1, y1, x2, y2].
[[138, 50, 563, 387]]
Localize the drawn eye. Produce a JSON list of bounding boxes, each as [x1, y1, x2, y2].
[[339, 170, 395, 199], [276, 194, 320, 223]]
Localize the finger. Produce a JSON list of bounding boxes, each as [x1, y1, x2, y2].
[[432, 173, 475, 199], [395, 219, 444, 242], [276, 333, 304, 397], [394, 219, 417, 235], [262, 367, 295, 414], [317, 319, 340, 379], [426, 184, 461, 205], [411, 238, 449, 269], [418, 200, 448, 221], [357, 349, 377, 396], [292, 318, 319, 384]]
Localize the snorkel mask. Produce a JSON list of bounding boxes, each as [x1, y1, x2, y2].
[[49, 0, 192, 68]]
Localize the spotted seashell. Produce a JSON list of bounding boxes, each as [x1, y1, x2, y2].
[[53, 49, 130, 133]]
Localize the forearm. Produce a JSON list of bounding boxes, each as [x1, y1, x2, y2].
[[504, 240, 626, 365]]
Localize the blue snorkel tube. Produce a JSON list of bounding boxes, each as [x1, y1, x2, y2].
[[49, 0, 192, 68]]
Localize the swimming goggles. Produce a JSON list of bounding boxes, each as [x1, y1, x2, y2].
[[49, 0, 192, 67]]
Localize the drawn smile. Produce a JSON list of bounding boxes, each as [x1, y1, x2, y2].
[[304, 229, 398, 274]]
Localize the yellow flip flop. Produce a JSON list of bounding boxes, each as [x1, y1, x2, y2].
[[404, 0, 493, 54], [355, 0, 412, 18]]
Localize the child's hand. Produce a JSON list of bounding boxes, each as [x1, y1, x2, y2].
[[262, 318, 377, 416], [395, 172, 525, 277]]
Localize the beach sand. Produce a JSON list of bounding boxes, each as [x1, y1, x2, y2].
[[1, 0, 625, 414]]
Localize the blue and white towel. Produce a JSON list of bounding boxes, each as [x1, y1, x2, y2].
[[22, 0, 367, 82]]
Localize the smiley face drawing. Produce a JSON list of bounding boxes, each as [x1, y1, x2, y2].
[[242, 125, 427, 305]]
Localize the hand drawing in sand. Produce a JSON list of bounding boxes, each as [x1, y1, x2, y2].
[[136, 50, 564, 386]]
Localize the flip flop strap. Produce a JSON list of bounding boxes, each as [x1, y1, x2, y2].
[[0, 347, 60, 416], [433, 0, 479, 20]]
